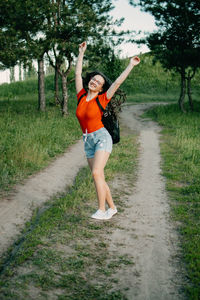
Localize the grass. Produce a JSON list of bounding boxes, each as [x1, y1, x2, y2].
[[144, 102, 200, 300], [121, 53, 200, 104], [0, 134, 138, 299], [126, 92, 178, 103], [0, 90, 81, 194], [1, 53, 200, 298], [0, 53, 199, 194]]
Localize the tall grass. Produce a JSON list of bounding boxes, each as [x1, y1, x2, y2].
[[145, 102, 200, 299], [0, 73, 72, 99], [121, 53, 200, 103], [0, 88, 81, 193]]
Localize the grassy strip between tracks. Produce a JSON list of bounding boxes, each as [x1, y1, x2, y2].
[[0, 133, 138, 300], [144, 102, 200, 300]]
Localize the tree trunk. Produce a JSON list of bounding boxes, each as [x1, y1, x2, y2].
[[187, 76, 193, 111], [10, 67, 15, 83], [178, 71, 186, 113], [23, 64, 27, 80], [61, 74, 68, 117], [38, 58, 46, 112], [19, 63, 22, 81], [54, 67, 60, 105]]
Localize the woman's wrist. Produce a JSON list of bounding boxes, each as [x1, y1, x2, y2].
[[127, 62, 135, 70], [78, 51, 84, 57]]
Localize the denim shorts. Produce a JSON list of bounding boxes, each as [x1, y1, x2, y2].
[[83, 127, 113, 158]]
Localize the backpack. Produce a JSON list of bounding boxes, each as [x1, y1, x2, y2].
[[77, 93, 120, 144]]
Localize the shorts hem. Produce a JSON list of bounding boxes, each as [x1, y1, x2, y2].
[[85, 149, 112, 159], [86, 154, 94, 159]]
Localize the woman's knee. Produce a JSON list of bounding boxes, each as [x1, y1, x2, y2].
[[92, 168, 103, 180]]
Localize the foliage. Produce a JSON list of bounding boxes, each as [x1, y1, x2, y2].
[[0, 0, 128, 113], [131, 0, 200, 110], [144, 0, 200, 72], [84, 45, 124, 82], [0, 0, 50, 67]]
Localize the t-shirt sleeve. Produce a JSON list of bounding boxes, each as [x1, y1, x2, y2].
[[99, 92, 112, 109], [77, 88, 87, 101]]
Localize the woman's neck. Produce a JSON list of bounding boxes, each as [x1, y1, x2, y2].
[[86, 90, 99, 101]]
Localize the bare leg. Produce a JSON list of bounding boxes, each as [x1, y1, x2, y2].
[[87, 150, 115, 211]]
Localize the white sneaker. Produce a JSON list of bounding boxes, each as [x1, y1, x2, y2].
[[91, 209, 107, 220], [105, 207, 118, 220]]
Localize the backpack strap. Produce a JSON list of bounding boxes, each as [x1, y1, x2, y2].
[[96, 97, 106, 113], [77, 93, 86, 106]]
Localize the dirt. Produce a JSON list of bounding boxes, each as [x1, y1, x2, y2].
[[0, 103, 185, 299], [108, 103, 185, 299], [0, 140, 87, 255]]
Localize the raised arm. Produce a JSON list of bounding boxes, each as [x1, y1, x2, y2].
[[75, 41, 87, 94], [106, 56, 140, 100]]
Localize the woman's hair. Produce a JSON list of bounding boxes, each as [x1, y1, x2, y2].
[[83, 70, 126, 116]]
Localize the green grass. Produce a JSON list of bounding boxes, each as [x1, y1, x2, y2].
[[121, 53, 200, 103], [0, 53, 199, 195], [0, 134, 138, 300], [0, 90, 81, 193], [126, 92, 179, 103], [144, 102, 200, 300], [0, 73, 71, 98]]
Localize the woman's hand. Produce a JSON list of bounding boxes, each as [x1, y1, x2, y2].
[[79, 41, 87, 54], [129, 56, 140, 67]]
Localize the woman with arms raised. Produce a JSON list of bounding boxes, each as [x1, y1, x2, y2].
[[75, 41, 140, 220]]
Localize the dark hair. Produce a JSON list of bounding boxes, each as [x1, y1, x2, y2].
[[83, 70, 112, 94], [83, 70, 126, 117]]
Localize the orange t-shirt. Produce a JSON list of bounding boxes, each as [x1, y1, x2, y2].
[[76, 88, 111, 134]]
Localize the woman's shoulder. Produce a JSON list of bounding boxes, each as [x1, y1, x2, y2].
[[98, 91, 111, 102], [97, 91, 111, 109], [77, 88, 87, 99]]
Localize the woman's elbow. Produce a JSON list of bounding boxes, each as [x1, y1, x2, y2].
[[113, 81, 121, 91]]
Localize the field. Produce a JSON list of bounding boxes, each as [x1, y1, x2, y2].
[[0, 76, 81, 194], [0, 53, 200, 298]]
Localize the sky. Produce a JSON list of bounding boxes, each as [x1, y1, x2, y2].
[[0, 0, 157, 84], [111, 0, 157, 57]]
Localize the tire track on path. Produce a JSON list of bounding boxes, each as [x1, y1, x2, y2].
[[108, 103, 185, 299]]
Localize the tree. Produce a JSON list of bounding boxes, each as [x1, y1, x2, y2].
[[0, 0, 51, 111], [46, 0, 126, 116], [1, 0, 126, 115], [84, 43, 124, 81], [131, 0, 200, 111], [10, 67, 15, 83]]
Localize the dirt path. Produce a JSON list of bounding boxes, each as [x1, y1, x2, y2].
[[0, 140, 87, 255], [0, 103, 184, 299], [109, 103, 184, 299]]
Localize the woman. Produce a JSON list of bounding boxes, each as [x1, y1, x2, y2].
[[75, 41, 140, 220]]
